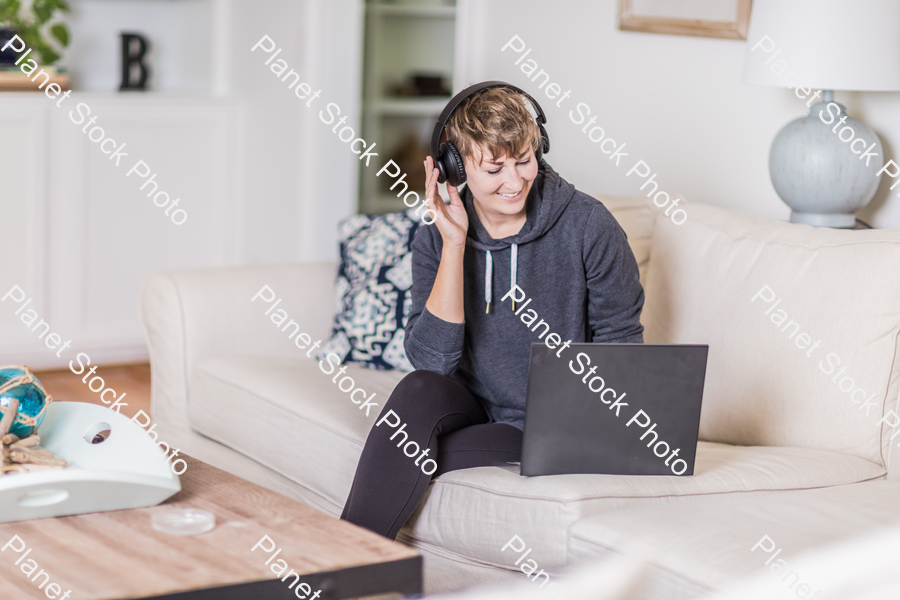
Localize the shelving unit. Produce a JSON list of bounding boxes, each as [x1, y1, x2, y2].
[[359, 0, 458, 214]]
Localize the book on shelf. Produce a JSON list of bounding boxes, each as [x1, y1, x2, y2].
[[0, 66, 70, 92]]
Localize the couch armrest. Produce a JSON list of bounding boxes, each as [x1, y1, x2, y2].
[[140, 263, 337, 438]]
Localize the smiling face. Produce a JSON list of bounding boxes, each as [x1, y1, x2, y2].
[[464, 144, 538, 219], [444, 86, 544, 226]]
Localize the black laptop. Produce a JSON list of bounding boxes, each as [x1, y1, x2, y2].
[[520, 343, 709, 476]]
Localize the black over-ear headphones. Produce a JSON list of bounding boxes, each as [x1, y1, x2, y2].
[[430, 81, 550, 188]]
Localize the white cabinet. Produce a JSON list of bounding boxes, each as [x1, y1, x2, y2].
[[1, 94, 242, 369], [0, 100, 50, 358]]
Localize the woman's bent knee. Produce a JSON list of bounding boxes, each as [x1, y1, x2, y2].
[[398, 369, 449, 389], [392, 370, 452, 401], [384, 370, 474, 417]]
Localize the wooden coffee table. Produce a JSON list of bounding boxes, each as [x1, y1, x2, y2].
[[0, 455, 421, 599]]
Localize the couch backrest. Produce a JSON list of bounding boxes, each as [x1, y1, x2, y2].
[[600, 195, 655, 287], [637, 201, 900, 472]]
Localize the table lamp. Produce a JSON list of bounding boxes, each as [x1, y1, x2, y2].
[[742, 0, 900, 227]]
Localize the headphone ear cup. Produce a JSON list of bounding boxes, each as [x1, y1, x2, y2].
[[434, 149, 449, 185], [538, 123, 550, 158], [441, 141, 467, 187]]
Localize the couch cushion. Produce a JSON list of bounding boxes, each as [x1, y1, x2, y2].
[[404, 443, 884, 571], [641, 204, 900, 467], [566, 480, 900, 596], [320, 209, 421, 371], [599, 195, 654, 286], [188, 355, 405, 512]]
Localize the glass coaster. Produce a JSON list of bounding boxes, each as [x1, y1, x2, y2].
[[151, 508, 216, 535]]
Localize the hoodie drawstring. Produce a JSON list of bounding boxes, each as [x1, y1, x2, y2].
[[485, 251, 493, 314], [510, 244, 518, 312], [485, 244, 518, 314]]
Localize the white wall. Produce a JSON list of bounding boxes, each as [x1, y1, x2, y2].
[[458, 0, 900, 228]]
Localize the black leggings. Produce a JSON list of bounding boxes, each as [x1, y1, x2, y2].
[[340, 370, 522, 539]]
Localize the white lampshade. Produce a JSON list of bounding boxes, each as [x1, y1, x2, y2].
[[742, 0, 900, 91]]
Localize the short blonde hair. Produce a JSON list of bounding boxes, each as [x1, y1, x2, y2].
[[445, 87, 542, 165]]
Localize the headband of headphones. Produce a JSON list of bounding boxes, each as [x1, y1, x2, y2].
[[429, 80, 550, 167]]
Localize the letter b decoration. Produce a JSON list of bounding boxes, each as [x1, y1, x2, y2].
[[120, 32, 150, 91]]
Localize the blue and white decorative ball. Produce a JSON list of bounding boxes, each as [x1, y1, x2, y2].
[[0, 366, 51, 438]]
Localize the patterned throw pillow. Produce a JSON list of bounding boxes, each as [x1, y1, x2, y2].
[[319, 209, 421, 371]]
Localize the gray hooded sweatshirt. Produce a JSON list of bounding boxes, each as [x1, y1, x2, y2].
[[404, 161, 644, 429]]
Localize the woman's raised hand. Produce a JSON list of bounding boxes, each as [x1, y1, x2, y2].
[[424, 156, 468, 249]]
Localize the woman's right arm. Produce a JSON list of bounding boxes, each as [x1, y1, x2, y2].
[[423, 156, 468, 324], [402, 157, 470, 374]]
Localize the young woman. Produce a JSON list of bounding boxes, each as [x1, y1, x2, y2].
[[341, 84, 644, 539]]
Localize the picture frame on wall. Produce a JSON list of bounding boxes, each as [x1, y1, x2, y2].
[[618, 0, 753, 40]]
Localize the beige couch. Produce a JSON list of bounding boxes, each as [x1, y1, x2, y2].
[[140, 197, 900, 598]]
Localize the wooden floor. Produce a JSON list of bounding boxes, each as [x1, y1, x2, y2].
[[33, 362, 153, 421]]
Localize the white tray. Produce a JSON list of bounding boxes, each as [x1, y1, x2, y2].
[[0, 401, 180, 522]]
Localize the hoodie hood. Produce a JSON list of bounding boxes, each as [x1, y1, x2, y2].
[[462, 160, 577, 252], [461, 160, 578, 313]]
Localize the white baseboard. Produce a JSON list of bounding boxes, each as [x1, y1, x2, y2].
[[0, 340, 149, 371]]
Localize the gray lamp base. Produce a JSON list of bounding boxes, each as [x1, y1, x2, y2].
[[770, 93, 882, 228], [789, 211, 857, 228]]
